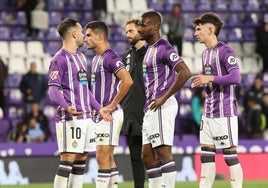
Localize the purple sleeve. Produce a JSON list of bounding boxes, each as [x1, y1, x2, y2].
[[214, 68, 240, 85], [48, 85, 69, 109], [89, 91, 101, 112]]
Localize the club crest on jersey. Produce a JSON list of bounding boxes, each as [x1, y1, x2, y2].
[[50, 71, 59, 80], [116, 61, 123, 67], [227, 56, 237, 65], [72, 140, 78, 148], [170, 52, 179, 62]]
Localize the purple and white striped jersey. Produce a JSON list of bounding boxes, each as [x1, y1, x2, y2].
[[143, 39, 184, 111], [201, 41, 240, 118], [48, 49, 92, 122], [90, 48, 125, 122]]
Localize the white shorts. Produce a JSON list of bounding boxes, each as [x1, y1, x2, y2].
[[56, 118, 96, 153], [200, 116, 238, 148], [142, 96, 178, 148], [95, 109, 123, 146]]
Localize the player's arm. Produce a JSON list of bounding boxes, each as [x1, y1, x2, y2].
[[88, 91, 113, 121], [48, 85, 83, 116], [106, 68, 133, 111], [150, 61, 191, 111], [191, 68, 240, 88]]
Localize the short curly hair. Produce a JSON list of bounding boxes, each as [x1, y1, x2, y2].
[[193, 12, 224, 37]]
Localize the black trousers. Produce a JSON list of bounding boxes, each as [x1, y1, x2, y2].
[[127, 135, 145, 188]]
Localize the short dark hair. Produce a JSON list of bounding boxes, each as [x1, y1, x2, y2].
[[141, 11, 162, 25], [85, 20, 108, 39], [125, 19, 139, 27], [57, 18, 79, 39], [192, 12, 224, 36]]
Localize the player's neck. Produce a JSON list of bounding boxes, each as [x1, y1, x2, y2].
[[62, 40, 77, 54], [205, 38, 218, 49], [95, 42, 109, 55]]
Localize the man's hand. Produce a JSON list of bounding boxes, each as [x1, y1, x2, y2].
[[99, 107, 113, 121], [66, 106, 84, 116], [191, 75, 214, 88], [149, 97, 167, 111]]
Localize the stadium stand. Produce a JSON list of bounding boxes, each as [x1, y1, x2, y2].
[[0, 0, 267, 141]]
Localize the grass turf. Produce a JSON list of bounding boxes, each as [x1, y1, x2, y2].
[[3, 180, 268, 188]]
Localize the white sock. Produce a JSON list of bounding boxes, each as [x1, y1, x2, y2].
[[148, 176, 162, 188], [223, 150, 243, 188], [230, 163, 243, 188], [161, 161, 177, 188], [146, 165, 162, 188], [199, 162, 216, 188], [54, 161, 73, 188], [199, 147, 216, 188], [68, 160, 86, 188], [54, 175, 68, 188], [109, 168, 119, 188], [96, 169, 111, 188]]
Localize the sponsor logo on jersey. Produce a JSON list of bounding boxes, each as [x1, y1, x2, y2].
[[227, 56, 237, 65], [213, 135, 228, 141], [170, 52, 179, 62]]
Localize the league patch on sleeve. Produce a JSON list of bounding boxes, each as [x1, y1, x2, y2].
[[170, 52, 179, 62], [50, 71, 59, 80], [227, 56, 237, 65]]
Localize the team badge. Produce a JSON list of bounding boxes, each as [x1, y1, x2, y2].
[[227, 56, 237, 65], [170, 52, 179, 62], [50, 71, 59, 80], [72, 140, 78, 148]]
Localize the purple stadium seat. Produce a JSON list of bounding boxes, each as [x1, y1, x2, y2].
[[45, 27, 60, 40], [45, 41, 61, 56], [229, 0, 244, 11], [243, 13, 259, 26], [213, 0, 228, 11], [184, 27, 195, 42], [64, 12, 80, 21], [50, 0, 65, 10], [179, 0, 196, 11], [227, 13, 243, 27], [5, 74, 23, 88], [196, 0, 212, 11], [5, 106, 24, 121], [0, 27, 10, 40], [227, 28, 243, 42], [176, 88, 193, 104], [218, 28, 227, 42], [243, 28, 256, 41], [164, 0, 179, 12], [82, 0, 93, 10], [81, 12, 94, 26], [0, 119, 10, 142], [184, 13, 197, 27], [49, 11, 63, 26], [111, 26, 126, 41], [110, 41, 128, 56], [148, 0, 164, 12], [9, 118, 23, 129], [5, 89, 23, 105], [66, 0, 82, 10], [15, 11, 27, 25], [245, 0, 260, 11], [11, 26, 27, 40]]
